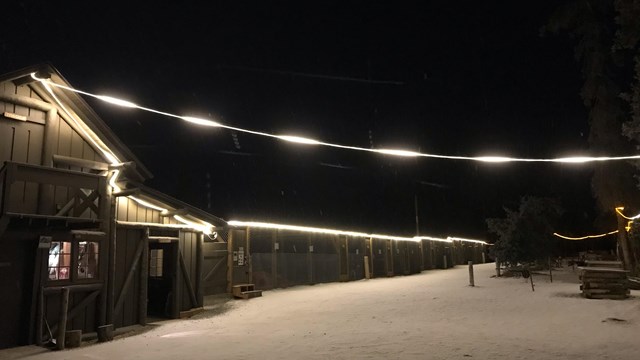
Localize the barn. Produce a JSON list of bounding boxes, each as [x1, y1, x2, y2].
[[0, 64, 487, 350], [0, 64, 227, 349]]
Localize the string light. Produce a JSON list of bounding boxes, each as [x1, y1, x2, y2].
[[553, 231, 619, 240], [615, 207, 640, 220], [31, 73, 640, 164], [227, 220, 487, 244]]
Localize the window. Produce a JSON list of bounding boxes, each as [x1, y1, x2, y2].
[[77, 241, 99, 279], [48, 239, 100, 281], [48, 241, 72, 280], [149, 249, 164, 277]]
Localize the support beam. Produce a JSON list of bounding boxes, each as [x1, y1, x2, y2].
[[57, 287, 70, 350], [138, 228, 149, 325], [195, 233, 203, 307]]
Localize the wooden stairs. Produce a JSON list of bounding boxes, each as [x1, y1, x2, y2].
[[232, 284, 262, 299]]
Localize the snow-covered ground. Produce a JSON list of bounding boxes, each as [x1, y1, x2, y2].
[[5, 263, 640, 360]]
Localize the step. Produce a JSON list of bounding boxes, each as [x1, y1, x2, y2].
[[232, 284, 262, 299]]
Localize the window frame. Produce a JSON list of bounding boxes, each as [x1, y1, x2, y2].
[[47, 234, 103, 284]]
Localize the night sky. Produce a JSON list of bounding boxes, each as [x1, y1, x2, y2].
[[1, 2, 597, 239]]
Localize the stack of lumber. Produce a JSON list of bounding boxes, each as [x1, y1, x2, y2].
[[578, 261, 629, 300]]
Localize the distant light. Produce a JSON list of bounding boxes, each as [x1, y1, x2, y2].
[[96, 95, 137, 108], [476, 156, 512, 163], [376, 149, 420, 157], [277, 135, 321, 145], [554, 157, 591, 163], [413, 236, 452, 243], [228, 220, 487, 244], [553, 230, 618, 240], [181, 116, 221, 127]]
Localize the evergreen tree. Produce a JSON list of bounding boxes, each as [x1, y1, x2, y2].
[[544, 0, 640, 226], [487, 197, 564, 266]]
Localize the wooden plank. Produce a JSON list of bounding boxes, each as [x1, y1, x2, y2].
[[49, 290, 100, 336], [195, 233, 203, 307], [114, 230, 144, 317], [138, 228, 149, 325], [57, 288, 70, 350], [179, 249, 198, 308]]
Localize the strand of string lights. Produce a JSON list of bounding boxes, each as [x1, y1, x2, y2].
[[553, 230, 619, 240], [32, 73, 640, 164], [615, 207, 640, 220]]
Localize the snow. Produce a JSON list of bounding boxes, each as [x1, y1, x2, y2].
[[6, 264, 640, 359]]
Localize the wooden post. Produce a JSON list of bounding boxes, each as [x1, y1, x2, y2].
[[195, 233, 203, 307], [548, 256, 553, 283], [57, 287, 70, 350], [482, 250, 486, 264], [364, 256, 370, 279], [495, 259, 501, 277], [529, 273, 535, 292], [106, 196, 117, 326], [272, 231, 278, 288], [246, 227, 252, 285], [36, 287, 44, 345], [307, 235, 313, 285], [443, 255, 448, 269], [226, 231, 234, 293], [468, 261, 474, 287], [138, 228, 149, 325], [172, 240, 181, 318]]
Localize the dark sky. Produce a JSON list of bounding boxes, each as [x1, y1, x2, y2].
[[1, 2, 596, 238]]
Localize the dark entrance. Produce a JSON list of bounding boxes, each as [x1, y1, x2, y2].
[[147, 241, 177, 318]]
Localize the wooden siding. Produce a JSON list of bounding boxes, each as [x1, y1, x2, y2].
[[113, 228, 144, 329], [1, 81, 105, 220], [116, 197, 162, 223], [178, 231, 201, 311], [202, 241, 228, 295]]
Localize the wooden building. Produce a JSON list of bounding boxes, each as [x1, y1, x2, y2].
[[0, 64, 488, 350], [226, 222, 487, 292], [0, 64, 226, 349]]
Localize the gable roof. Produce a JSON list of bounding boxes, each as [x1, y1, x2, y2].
[[1, 63, 153, 181]]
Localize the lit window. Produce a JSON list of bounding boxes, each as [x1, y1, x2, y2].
[[149, 249, 164, 277], [48, 239, 100, 281], [48, 241, 72, 280], [77, 241, 99, 279]]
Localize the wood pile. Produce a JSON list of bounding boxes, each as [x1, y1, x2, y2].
[[578, 261, 629, 300]]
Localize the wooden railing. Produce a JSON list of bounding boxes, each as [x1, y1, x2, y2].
[[0, 161, 108, 222]]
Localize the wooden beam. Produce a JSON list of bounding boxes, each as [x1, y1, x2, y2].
[[172, 241, 181, 318], [139, 228, 149, 325], [50, 289, 101, 336], [114, 237, 145, 315], [227, 231, 234, 293], [160, 208, 187, 217], [179, 250, 198, 308], [57, 287, 70, 350], [195, 233, 203, 307], [112, 188, 140, 197], [55, 197, 75, 217], [52, 154, 109, 171], [73, 190, 100, 216]]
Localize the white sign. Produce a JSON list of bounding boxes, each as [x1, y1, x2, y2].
[[238, 247, 244, 266]]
